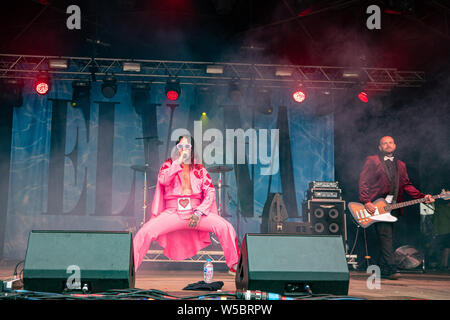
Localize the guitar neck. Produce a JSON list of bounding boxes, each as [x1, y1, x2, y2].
[[385, 194, 440, 211]]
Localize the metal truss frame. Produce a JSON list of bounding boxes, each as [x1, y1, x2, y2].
[[0, 54, 425, 92], [144, 249, 226, 264]]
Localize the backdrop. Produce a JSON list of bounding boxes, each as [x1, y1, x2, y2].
[[2, 80, 334, 259]]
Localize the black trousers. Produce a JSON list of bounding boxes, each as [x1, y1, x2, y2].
[[374, 222, 397, 274]]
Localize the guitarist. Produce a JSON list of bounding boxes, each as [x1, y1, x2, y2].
[[359, 136, 434, 279]]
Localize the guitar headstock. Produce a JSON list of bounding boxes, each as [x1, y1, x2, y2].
[[439, 189, 450, 200]]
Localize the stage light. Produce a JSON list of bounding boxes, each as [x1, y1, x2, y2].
[[35, 74, 50, 95], [255, 88, 273, 115], [0, 79, 23, 107], [358, 91, 369, 103], [165, 77, 181, 101], [131, 83, 150, 115], [71, 80, 91, 107], [293, 0, 314, 16], [342, 70, 360, 79], [228, 78, 242, 103], [292, 89, 306, 103], [384, 0, 414, 14], [122, 62, 141, 72], [49, 59, 68, 70], [275, 67, 293, 77], [101, 76, 117, 98], [206, 65, 224, 74]]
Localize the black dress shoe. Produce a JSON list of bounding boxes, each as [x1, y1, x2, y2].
[[381, 272, 401, 280]]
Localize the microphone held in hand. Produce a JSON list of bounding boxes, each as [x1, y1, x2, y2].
[[180, 150, 191, 163]]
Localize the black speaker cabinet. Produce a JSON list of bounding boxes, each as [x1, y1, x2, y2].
[[23, 230, 135, 293], [304, 200, 347, 242], [235, 234, 349, 295]]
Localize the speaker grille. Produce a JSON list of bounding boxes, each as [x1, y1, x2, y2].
[[306, 201, 346, 241]]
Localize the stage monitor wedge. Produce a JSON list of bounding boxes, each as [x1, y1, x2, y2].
[[23, 230, 135, 293], [235, 234, 349, 296]]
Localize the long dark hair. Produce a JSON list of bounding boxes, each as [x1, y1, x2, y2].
[[176, 135, 197, 167]]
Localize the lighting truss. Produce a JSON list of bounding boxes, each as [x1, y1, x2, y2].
[[144, 249, 226, 264], [0, 54, 425, 92]]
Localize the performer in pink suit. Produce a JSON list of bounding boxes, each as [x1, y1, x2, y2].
[[133, 135, 240, 274]]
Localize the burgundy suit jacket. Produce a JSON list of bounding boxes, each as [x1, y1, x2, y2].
[[359, 155, 425, 212]]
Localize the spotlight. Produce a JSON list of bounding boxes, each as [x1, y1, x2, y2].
[[228, 78, 242, 103], [358, 91, 369, 103], [35, 74, 50, 95], [101, 75, 117, 98], [49, 59, 69, 70], [275, 67, 293, 77], [294, 0, 314, 16], [122, 62, 141, 72], [0, 79, 23, 107], [71, 80, 91, 107], [131, 83, 150, 115], [384, 0, 415, 14], [165, 77, 181, 101], [292, 89, 306, 103], [206, 65, 224, 74], [255, 88, 273, 115], [342, 70, 360, 79]]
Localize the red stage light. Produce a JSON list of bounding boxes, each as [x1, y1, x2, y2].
[[35, 80, 50, 95], [298, 7, 313, 16], [166, 90, 179, 101], [358, 91, 368, 103], [292, 90, 306, 103], [165, 77, 181, 101]]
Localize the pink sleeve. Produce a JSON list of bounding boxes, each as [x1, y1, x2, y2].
[[194, 167, 216, 216], [158, 159, 182, 186]]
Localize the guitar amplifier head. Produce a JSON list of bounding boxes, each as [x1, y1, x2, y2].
[[309, 181, 339, 190], [307, 189, 342, 200]]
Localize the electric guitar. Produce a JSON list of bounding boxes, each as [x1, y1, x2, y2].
[[348, 189, 450, 228]]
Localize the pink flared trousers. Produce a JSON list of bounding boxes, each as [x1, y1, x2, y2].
[[133, 210, 240, 272]]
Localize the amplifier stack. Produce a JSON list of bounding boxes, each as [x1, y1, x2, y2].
[[303, 181, 347, 245]]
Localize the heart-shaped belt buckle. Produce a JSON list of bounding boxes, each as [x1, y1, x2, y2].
[[177, 197, 192, 211]]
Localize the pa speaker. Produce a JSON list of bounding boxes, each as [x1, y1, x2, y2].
[[23, 230, 135, 293], [235, 234, 349, 295]]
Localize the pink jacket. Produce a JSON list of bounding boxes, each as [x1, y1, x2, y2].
[[150, 158, 219, 260]]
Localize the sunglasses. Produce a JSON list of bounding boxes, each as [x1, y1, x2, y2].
[[176, 143, 192, 150]]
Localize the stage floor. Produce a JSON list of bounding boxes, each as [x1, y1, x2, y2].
[[2, 261, 450, 300], [134, 269, 450, 300]]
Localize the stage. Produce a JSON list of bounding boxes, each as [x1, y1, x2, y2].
[[2, 260, 450, 300], [1, 1, 450, 309], [129, 269, 450, 300]]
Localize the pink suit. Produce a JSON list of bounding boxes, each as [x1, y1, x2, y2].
[[133, 158, 240, 271]]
